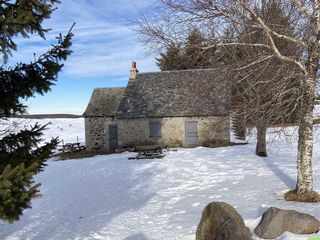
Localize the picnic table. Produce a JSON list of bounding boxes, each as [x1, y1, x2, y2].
[[129, 145, 166, 160], [62, 142, 85, 153]]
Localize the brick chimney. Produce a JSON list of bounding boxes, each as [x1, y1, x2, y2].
[[129, 61, 138, 80]]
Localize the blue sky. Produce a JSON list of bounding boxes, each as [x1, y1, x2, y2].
[[8, 0, 158, 114]]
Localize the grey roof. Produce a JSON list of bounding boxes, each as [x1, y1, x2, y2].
[[84, 88, 125, 117], [116, 68, 231, 119]]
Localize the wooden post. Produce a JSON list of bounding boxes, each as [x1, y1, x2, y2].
[[62, 139, 65, 153]]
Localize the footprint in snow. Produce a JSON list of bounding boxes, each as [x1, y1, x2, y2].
[[209, 195, 222, 199], [167, 197, 183, 205], [174, 210, 186, 215]]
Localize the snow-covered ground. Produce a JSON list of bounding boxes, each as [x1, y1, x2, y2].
[[1, 119, 320, 240], [4, 118, 85, 144]]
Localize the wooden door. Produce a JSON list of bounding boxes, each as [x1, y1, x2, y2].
[[109, 125, 118, 151], [185, 121, 198, 147]]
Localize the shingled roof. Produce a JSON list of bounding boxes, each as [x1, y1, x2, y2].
[[116, 68, 231, 119], [84, 88, 125, 117]]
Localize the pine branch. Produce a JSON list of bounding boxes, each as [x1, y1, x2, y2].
[[0, 0, 61, 61], [0, 122, 59, 171], [0, 161, 41, 223], [0, 27, 74, 117]]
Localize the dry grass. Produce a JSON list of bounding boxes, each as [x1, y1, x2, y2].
[[284, 190, 320, 202], [203, 140, 248, 148], [56, 150, 108, 160]]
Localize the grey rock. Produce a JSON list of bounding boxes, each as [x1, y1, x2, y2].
[[254, 207, 320, 239], [196, 202, 251, 240]]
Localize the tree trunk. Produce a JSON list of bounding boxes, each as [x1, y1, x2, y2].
[[231, 109, 247, 140], [256, 122, 267, 157], [295, 80, 315, 196]]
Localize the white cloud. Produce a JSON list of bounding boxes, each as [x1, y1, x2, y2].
[[64, 24, 157, 76], [7, 0, 158, 77], [7, 0, 160, 114]]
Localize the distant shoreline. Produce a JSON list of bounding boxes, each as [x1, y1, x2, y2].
[[11, 114, 83, 119]]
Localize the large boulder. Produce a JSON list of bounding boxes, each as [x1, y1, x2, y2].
[[196, 202, 251, 240], [254, 207, 320, 239]]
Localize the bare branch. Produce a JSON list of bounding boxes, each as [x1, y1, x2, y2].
[[235, 0, 307, 74], [292, 0, 312, 18], [216, 42, 271, 49], [234, 55, 273, 71]]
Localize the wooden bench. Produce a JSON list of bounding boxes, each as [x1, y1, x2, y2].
[[129, 145, 165, 160]]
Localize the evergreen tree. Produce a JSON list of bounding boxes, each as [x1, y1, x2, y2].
[[0, 0, 73, 222], [156, 42, 185, 70], [184, 29, 215, 69], [156, 29, 217, 70]]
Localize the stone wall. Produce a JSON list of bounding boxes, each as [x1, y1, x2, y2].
[[118, 116, 230, 148], [85, 117, 116, 151]]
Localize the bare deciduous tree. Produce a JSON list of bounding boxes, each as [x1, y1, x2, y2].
[[137, 0, 320, 201], [227, 0, 301, 157]]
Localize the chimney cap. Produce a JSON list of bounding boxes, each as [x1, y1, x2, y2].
[[130, 61, 138, 80], [131, 61, 137, 69]]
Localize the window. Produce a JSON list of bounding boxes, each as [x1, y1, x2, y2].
[[149, 121, 161, 138]]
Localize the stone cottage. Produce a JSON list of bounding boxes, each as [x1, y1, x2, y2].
[[83, 88, 125, 151], [84, 62, 231, 152]]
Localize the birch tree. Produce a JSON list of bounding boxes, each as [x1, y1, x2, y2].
[[137, 0, 320, 202]]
